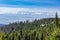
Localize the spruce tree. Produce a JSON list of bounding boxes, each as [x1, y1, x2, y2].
[[18, 36, 20, 40], [54, 12, 59, 28], [41, 33, 44, 40], [12, 33, 14, 40]]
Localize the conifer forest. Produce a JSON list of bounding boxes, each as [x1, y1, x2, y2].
[[0, 13, 60, 40]]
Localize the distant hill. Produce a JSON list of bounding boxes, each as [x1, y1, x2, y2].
[[0, 18, 59, 33], [0, 18, 60, 33], [0, 24, 5, 27]]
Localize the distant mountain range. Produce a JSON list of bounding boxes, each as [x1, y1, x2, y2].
[[0, 18, 59, 33], [0, 17, 60, 33], [0, 24, 6, 27]]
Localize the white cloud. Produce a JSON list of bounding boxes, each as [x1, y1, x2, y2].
[[0, 7, 60, 24], [0, 7, 60, 15], [0, 7, 42, 14]]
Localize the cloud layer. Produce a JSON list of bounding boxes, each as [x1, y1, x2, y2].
[[0, 7, 60, 14], [0, 7, 60, 24]]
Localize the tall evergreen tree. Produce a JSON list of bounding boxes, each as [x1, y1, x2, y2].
[[41, 33, 44, 40], [54, 12, 59, 28], [12, 33, 14, 40], [25, 34, 29, 40], [36, 36, 39, 40], [18, 36, 20, 40]]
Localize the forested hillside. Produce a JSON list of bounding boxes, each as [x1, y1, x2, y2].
[[0, 13, 60, 40]]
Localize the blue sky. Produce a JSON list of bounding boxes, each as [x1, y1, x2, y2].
[[0, 0, 60, 24], [0, 0, 60, 7]]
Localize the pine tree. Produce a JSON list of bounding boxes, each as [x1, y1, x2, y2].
[[33, 31, 36, 40], [18, 36, 20, 40], [36, 36, 39, 40], [12, 33, 14, 40], [25, 34, 29, 40], [54, 12, 59, 28], [41, 33, 44, 40]]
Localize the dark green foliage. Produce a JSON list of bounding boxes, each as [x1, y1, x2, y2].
[[20, 28, 23, 37], [18, 36, 20, 40], [55, 35, 60, 40], [25, 34, 29, 40], [41, 33, 44, 40], [54, 12, 59, 28], [12, 33, 14, 40]]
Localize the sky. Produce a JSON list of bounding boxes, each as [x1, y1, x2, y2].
[[0, 0, 60, 24]]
